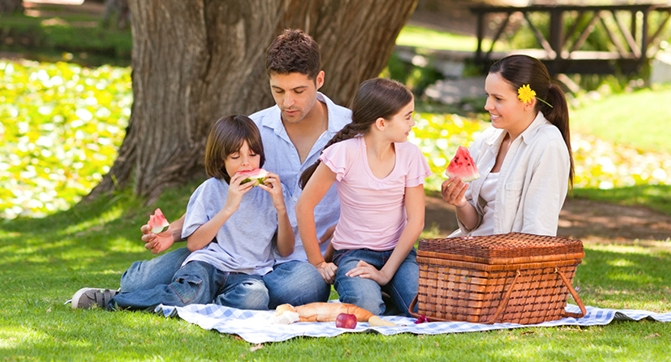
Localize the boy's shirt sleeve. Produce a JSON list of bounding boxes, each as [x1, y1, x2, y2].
[[181, 178, 224, 240]]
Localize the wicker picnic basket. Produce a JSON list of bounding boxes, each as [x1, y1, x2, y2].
[[409, 233, 587, 324]]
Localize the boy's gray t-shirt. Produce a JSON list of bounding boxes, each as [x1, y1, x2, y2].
[[181, 177, 283, 276]]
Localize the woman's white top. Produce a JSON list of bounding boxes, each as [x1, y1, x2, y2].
[[470, 172, 498, 236], [449, 112, 571, 237]]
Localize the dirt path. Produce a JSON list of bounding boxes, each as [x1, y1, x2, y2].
[[425, 195, 671, 246]]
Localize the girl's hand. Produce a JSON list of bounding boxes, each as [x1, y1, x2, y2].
[[225, 173, 255, 213], [346, 260, 390, 285], [257, 172, 285, 211], [316, 261, 338, 284], [441, 177, 469, 208]]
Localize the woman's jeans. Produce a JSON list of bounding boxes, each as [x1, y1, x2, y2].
[[111, 260, 269, 310], [333, 248, 418, 316]]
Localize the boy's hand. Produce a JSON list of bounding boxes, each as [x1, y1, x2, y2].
[[225, 173, 255, 214], [257, 172, 285, 211]]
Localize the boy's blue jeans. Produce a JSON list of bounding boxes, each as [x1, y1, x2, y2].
[[111, 260, 269, 310], [119, 247, 330, 309], [333, 248, 418, 316]]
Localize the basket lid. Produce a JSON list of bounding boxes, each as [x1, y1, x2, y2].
[[418, 232, 584, 264]]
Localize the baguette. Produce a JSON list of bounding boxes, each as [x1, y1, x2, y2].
[[275, 302, 396, 327]]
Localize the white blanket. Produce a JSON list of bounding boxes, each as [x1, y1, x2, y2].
[[157, 303, 671, 344]]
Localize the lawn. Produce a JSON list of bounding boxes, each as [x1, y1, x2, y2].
[[570, 85, 671, 155], [1, 184, 670, 361]]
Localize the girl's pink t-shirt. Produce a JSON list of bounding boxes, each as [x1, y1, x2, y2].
[[320, 136, 431, 251]]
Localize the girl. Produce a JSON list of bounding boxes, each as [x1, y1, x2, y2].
[[296, 78, 431, 316], [71, 115, 293, 310], [441, 54, 574, 237]]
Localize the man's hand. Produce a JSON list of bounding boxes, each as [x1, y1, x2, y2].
[[141, 214, 185, 254], [141, 225, 175, 254]]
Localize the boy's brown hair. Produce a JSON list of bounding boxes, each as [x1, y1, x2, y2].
[[204, 115, 265, 183]]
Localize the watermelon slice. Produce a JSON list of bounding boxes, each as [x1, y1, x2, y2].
[[148, 208, 170, 234], [445, 146, 480, 182], [238, 168, 268, 186]]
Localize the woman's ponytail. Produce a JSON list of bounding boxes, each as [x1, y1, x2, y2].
[[544, 83, 574, 186]]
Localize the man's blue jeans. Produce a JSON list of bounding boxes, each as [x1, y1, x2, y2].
[[119, 247, 330, 309], [333, 248, 418, 316], [111, 260, 269, 310]]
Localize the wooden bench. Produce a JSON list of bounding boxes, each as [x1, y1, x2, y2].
[[470, 3, 671, 74]]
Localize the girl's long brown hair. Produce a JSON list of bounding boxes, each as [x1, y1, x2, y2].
[[299, 78, 413, 189]]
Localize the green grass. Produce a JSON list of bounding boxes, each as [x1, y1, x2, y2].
[[0, 12, 132, 67], [1, 185, 670, 361], [570, 84, 671, 155], [571, 185, 671, 216], [395, 24, 507, 53]]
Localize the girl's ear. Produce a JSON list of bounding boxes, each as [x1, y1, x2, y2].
[[374, 117, 386, 131]]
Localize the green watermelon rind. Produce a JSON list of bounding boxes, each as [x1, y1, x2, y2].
[[239, 169, 269, 186]]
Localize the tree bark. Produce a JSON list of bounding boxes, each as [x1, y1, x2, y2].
[[89, 0, 418, 203], [0, 0, 23, 13]]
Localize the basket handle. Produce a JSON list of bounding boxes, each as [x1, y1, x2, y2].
[[487, 268, 586, 323], [485, 270, 522, 324], [407, 294, 423, 320], [556, 267, 587, 319], [407, 295, 446, 322]]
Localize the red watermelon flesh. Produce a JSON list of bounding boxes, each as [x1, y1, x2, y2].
[[445, 146, 480, 182], [238, 168, 268, 185]]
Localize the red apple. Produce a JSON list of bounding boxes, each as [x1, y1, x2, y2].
[[335, 313, 357, 329]]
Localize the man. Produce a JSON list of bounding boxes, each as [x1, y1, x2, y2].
[[71, 29, 351, 309]]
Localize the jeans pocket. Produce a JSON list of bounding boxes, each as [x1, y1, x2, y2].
[[171, 274, 204, 304]]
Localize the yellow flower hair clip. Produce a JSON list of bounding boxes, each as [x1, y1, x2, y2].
[[517, 84, 536, 104], [517, 84, 553, 108]]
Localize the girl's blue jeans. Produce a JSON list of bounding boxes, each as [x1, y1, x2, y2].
[[110, 260, 269, 311], [333, 248, 418, 316]]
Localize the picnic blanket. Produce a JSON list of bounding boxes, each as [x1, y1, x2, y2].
[[157, 303, 671, 344]]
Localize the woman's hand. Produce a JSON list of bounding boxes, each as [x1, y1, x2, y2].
[[316, 261, 338, 284], [345, 260, 390, 286], [441, 177, 469, 208]]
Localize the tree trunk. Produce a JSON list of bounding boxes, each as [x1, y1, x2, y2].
[[0, 0, 23, 13], [89, 0, 418, 203]]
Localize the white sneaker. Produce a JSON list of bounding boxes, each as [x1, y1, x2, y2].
[[69, 287, 119, 309]]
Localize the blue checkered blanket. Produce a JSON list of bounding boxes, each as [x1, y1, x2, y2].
[[157, 303, 671, 344]]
